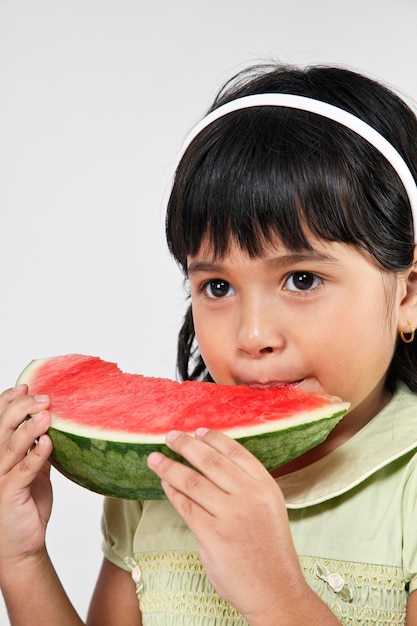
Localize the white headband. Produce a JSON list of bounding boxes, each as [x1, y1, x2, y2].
[[178, 93, 417, 243]]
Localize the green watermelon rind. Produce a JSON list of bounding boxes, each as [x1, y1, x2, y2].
[[48, 410, 346, 500]]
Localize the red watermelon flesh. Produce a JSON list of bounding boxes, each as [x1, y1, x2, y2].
[[22, 354, 344, 437]]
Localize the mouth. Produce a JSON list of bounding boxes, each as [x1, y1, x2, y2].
[[247, 380, 304, 390]]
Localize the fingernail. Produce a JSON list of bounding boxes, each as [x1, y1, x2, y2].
[[34, 410, 49, 423], [13, 384, 26, 392], [34, 395, 49, 403], [166, 430, 181, 444], [147, 451, 164, 466], [195, 427, 209, 438]]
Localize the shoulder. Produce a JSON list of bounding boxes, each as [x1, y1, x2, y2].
[[102, 497, 143, 527], [101, 498, 143, 571]]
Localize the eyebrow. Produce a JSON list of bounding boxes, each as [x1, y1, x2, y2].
[[187, 250, 339, 275]]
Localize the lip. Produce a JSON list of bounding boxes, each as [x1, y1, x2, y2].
[[246, 380, 304, 390], [239, 376, 324, 394]]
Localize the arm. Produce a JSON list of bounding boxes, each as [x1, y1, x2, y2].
[[1, 553, 142, 626], [148, 428, 341, 626], [0, 386, 142, 626], [1, 547, 84, 625], [87, 558, 142, 626], [407, 590, 417, 625], [0, 385, 83, 625]]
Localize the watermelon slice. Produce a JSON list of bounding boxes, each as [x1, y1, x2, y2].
[[18, 354, 349, 500]]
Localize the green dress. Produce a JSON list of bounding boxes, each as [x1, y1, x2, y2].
[[101, 383, 417, 625]]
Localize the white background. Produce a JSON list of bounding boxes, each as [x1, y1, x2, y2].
[[1, 0, 416, 622]]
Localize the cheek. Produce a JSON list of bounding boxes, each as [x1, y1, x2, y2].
[[315, 318, 396, 393], [192, 306, 218, 353], [192, 308, 234, 378], [195, 321, 227, 357]]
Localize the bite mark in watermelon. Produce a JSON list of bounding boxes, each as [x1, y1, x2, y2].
[[18, 354, 349, 500]]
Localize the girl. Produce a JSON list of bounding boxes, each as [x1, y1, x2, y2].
[[1, 62, 417, 625]]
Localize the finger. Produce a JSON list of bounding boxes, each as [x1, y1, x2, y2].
[[0, 392, 50, 434], [15, 433, 53, 490], [164, 429, 271, 493], [194, 428, 272, 480], [0, 410, 52, 475], [148, 430, 261, 512], [167, 430, 258, 494], [1, 432, 53, 500], [148, 449, 220, 513], [148, 452, 219, 520], [0, 384, 28, 413]]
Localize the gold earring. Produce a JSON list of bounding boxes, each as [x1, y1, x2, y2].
[[400, 323, 415, 344]]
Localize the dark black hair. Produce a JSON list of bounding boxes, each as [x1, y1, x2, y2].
[[165, 63, 417, 391]]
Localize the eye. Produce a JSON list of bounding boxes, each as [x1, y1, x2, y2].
[[202, 279, 235, 299], [284, 272, 322, 292]]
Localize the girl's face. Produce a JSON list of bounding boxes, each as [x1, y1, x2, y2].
[[188, 234, 411, 426]]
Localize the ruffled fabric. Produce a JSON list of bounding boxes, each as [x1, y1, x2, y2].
[[124, 550, 408, 625], [300, 556, 407, 624], [131, 551, 247, 625]]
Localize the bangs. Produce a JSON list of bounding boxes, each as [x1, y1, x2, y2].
[[166, 108, 409, 271]]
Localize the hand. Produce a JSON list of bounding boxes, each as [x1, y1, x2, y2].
[[147, 429, 306, 624], [0, 385, 53, 569]]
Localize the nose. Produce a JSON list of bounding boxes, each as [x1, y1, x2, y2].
[[236, 300, 284, 357]]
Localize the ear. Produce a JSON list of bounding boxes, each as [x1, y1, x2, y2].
[[398, 246, 417, 335]]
